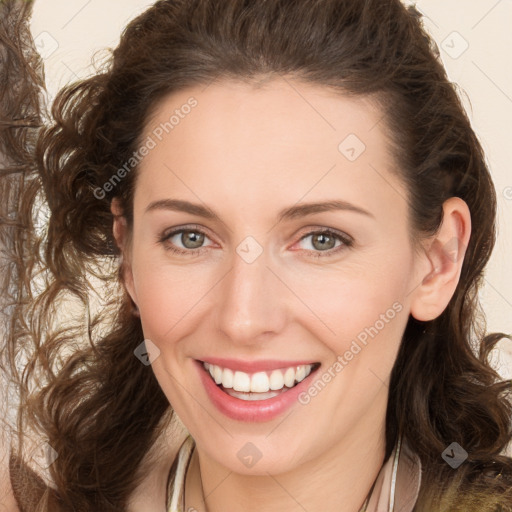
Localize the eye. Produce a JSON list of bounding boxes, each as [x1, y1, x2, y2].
[[159, 225, 214, 256], [295, 228, 353, 258], [158, 225, 353, 258]]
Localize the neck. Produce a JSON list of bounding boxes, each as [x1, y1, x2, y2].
[[184, 398, 388, 512]]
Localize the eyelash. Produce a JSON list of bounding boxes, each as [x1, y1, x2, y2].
[[158, 225, 353, 258]]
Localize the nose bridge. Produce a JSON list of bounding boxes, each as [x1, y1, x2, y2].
[[216, 244, 285, 344]]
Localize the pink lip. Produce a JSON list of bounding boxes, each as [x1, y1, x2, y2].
[[194, 359, 320, 422], [199, 357, 317, 373]]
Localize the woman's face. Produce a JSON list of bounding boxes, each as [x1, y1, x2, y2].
[[120, 78, 428, 474]]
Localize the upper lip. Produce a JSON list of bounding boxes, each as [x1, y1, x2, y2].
[[198, 357, 320, 373]]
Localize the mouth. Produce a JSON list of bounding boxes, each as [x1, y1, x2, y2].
[[198, 360, 322, 401]]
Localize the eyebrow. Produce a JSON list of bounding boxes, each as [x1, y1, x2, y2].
[[144, 198, 375, 221]]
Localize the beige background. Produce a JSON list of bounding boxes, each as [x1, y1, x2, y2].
[[29, 0, 512, 377]]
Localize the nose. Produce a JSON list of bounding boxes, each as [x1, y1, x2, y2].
[[215, 246, 287, 346]]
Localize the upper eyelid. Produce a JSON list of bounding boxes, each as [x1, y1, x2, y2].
[[161, 224, 214, 239], [299, 227, 351, 239]]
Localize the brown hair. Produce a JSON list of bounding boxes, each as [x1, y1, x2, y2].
[[2, 0, 512, 510], [0, 0, 45, 508]]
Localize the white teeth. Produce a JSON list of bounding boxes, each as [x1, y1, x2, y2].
[[221, 368, 234, 388], [269, 370, 285, 390], [202, 362, 316, 393], [225, 389, 284, 401], [213, 365, 223, 385], [283, 367, 295, 387], [250, 372, 269, 393], [233, 371, 251, 392]]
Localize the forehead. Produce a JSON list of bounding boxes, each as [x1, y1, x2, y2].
[[134, 78, 408, 228], [142, 78, 386, 160]]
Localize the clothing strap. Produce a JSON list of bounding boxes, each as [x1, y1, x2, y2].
[[167, 436, 195, 512]]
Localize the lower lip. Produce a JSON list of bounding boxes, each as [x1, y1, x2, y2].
[[194, 360, 319, 422]]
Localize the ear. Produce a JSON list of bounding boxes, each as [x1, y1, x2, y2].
[[409, 197, 472, 322], [111, 198, 138, 309]]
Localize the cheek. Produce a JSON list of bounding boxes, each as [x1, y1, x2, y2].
[[130, 253, 215, 342], [286, 258, 411, 361]]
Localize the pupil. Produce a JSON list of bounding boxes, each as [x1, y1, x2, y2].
[[313, 233, 335, 250], [183, 231, 204, 249]]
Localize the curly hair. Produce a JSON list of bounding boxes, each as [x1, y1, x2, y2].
[[2, 0, 512, 510], [0, 0, 46, 506]]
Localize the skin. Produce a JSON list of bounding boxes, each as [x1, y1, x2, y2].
[[113, 78, 471, 512], [0, 426, 19, 512]]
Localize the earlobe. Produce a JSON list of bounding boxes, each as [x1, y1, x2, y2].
[[409, 197, 472, 322]]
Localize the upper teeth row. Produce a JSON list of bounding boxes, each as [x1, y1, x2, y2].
[[203, 362, 314, 392]]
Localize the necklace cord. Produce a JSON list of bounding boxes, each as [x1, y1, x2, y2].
[[175, 435, 403, 512]]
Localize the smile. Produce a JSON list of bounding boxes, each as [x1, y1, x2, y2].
[[202, 361, 320, 400], [195, 359, 321, 422]]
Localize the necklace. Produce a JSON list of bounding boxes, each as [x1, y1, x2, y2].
[[168, 435, 402, 512]]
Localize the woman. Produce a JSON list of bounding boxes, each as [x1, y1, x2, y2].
[[1, 0, 512, 511]]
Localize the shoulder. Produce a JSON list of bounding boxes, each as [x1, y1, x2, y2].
[[1, 457, 19, 512], [1, 421, 20, 512], [7, 454, 59, 512]]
